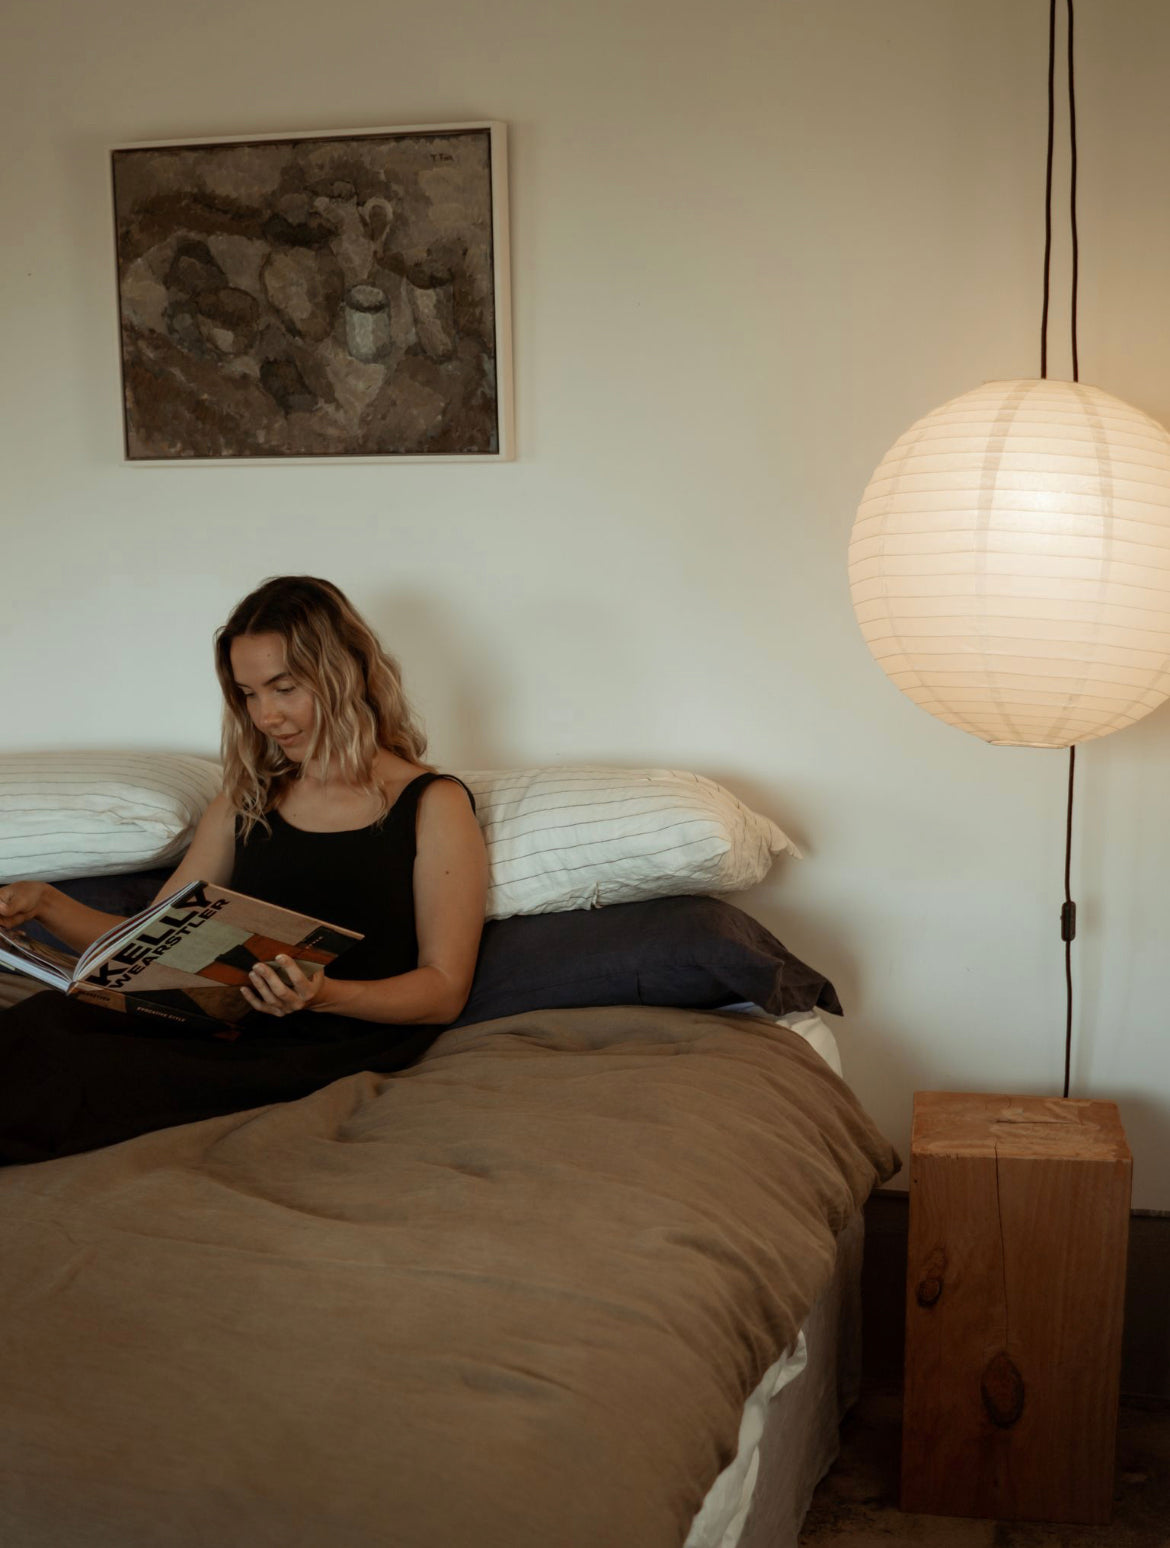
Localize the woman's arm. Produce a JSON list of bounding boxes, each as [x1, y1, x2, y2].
[[0, 881, 124, 954], [245, 779, 488, 1026], [149, 792, 237, 902], [0, 793, 238, 954]]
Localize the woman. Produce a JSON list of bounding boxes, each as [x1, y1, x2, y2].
[[0, 576, 488, 1164]]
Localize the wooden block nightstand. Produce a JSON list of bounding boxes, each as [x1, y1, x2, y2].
[[901, 1091, 1131, 1525]]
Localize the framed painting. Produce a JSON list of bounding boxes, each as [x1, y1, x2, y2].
[[110, 121, 512, 463]]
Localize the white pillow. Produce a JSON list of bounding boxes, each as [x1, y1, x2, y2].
[[458, 766, 800, 921], [0, 752, 223, 884]]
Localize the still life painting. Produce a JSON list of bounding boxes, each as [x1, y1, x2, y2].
[[110, 122, 511, 461]]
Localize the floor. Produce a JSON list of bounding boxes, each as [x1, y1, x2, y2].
[[799, 1386, 1170, 1547]]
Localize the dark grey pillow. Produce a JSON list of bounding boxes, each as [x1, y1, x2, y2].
[[451, 894, 842, 1027]]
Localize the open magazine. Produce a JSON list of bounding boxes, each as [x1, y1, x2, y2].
[[0, 881, 362, 1035]]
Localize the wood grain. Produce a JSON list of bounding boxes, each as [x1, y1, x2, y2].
[[901, 1091, 1131, 1524]]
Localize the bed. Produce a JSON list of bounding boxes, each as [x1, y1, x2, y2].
[[0, 764, 899, 1547]]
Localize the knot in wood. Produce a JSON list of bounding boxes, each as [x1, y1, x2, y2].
[[980, 1350, 1025, 1428]]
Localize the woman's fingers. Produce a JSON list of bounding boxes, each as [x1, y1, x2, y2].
[[247, 963, 287, 1014], [0, 887, 37, 928], [245, 958, 312, 1016]]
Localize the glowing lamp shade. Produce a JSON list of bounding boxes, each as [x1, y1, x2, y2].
[[849, 378, 1170, 747]]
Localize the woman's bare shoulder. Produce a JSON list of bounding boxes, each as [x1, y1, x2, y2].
[[417, 773, 476, 812], [374, 751, 431, 801], [199, 790, 237, 826]]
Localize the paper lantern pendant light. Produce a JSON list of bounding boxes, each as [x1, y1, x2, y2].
[[849, 377, 1170, 748]]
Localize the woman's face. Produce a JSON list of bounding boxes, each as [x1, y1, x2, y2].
[[230, 633, 317, 761]]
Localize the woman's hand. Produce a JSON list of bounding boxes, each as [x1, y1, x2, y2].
[[0, 883, 124, 954], [241, 955, 327, 1018], [0, 881, 52, 930]]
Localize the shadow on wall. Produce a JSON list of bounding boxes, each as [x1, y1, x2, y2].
[[1073, 709, 1170, 1095], [1109, 1091, 1170, 1191], [705, 768, 867, 1037], [367, 590, 514, 770], [706, 768, 811, 858]]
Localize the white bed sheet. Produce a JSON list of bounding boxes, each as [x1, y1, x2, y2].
[[720, 1002, 844, 1078], [683, 1005, 847, 1548], [685, 1335, 811, 1548]]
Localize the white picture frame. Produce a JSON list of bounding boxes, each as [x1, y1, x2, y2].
[[110, 121, 513, 464]]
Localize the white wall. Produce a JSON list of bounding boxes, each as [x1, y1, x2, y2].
[[5, 0, 1170, 1205]]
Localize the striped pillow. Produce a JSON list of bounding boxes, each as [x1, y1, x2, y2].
[[458, 766, 800, 921], [0, 752, 222, 884]]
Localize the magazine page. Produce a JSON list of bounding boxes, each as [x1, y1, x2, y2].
[[0, 889, 186, 991], [74, 885, 192, 980], [0, 926, 77, 989]]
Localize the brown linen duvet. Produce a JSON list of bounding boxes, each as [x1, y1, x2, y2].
[[0, 1004, 898, 1548]]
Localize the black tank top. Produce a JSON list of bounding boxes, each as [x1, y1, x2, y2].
[[230, 772, 475, 984]]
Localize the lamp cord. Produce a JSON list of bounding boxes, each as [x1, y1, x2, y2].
[[1064, 0, 1078, 1102], [1068, 0, 1080, 382], [1040, 0, 1055, 379], [1041, 0, 1080, 383], [1062, 748, 1076, 1099], [1041, 0, 1080, 1100]]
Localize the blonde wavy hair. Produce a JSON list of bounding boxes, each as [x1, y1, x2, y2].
[[215, 576, 429, 839]]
